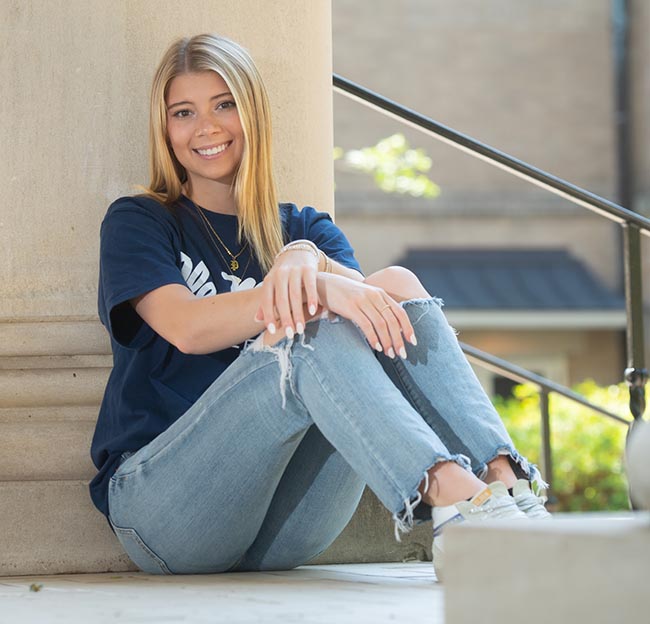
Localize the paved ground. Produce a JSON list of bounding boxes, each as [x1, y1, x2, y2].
[[0, 562, 442, 624]]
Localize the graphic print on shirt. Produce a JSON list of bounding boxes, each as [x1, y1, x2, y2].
[[180, 252, 261, 296], [221, 272, 259, 292], [180, 252, 217, 297]]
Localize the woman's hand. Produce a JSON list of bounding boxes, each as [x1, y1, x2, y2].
[[316, 273, 416, 358], [255, 248, 320, 338]]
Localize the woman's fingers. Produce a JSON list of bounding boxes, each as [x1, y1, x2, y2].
[[273, 267, 295, 338], [258, 278, 278, 334], [288, 268, 306, 335], [257, 265, 318, 338], [383, 301, 412, 358], [302, 267, 319, 318], [257, 248, 321, 337], [358, 295, 415, 359]]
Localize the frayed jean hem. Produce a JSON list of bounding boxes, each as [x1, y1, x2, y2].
[[475, 445, 549, 492], [392, 452, 472, 542]]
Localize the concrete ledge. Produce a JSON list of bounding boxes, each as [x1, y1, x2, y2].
[[0, 320, 109, 357], [0, 420, 96, 480], [444, 513, 650, 623], [0, 563, 440, 623], [0, 481, 134, 576], [0, 368, 109, 408], [0, 482, 432, 576]]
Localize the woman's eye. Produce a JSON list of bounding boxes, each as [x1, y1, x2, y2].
[[217, 100, 236, 111], [172, 109, 192, 119]]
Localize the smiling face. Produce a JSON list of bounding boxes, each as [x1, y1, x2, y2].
[[165, 71, 244, 206]]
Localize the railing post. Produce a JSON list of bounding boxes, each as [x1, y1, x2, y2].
[[622, 223, 648, 422], [539, 390, 553, 494]]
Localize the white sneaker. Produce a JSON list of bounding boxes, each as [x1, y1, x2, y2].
[[431, 481, 527, 579], [512, 479, 552, 519]]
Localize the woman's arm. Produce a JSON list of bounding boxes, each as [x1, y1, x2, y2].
[[132, 284, 265, 355], [132, 245, 361, 355]]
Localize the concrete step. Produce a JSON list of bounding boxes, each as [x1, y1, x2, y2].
[[0, 480, 134, 576], [0, 481, 432, 576], [0, 410, 96, 480], [0, 563, 441, 624], [444, 513, 650, 623], [0, 365, 110, 408]]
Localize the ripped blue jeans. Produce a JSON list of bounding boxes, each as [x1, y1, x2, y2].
[[107, 298, 538, 574]]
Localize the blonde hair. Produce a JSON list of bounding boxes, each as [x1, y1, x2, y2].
[[145, 34, 283, 272]]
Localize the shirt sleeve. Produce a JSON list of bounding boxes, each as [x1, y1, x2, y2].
[[287, 205, 363, 274], [98, 199, 188, 348]]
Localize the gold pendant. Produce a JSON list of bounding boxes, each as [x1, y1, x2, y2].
[[230, 259, 239, 272]]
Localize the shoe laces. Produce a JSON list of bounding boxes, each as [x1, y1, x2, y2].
[[515, 489, 549, 516], [466, 495, 522, 519]]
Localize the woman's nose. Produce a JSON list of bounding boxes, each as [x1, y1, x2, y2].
[[195, 114, 220, 136]]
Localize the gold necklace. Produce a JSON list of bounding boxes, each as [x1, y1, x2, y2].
[[191, 200, 249, 272], [200, 212, 253, 279]]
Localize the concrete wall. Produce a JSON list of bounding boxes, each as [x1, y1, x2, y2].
[[0, 0, 334, 576], [333, 0, 617, 200], [1, 0, 333, 323]]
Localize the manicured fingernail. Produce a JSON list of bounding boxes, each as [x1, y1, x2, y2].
[[387, 347, 395, 359], [296, 322, 304, 335], [375, 342, 383, 352], [268, 323, 276, 335], [285, 326, 294, 340], [410, 335, 418, 346], [309, 304, 317, 315], [399, 347, 407, 359]]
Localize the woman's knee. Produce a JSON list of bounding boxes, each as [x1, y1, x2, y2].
[[364, 266, 429, 301]]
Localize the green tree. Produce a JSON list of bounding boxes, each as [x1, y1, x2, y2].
[[494, 380, 631, 512], [334, 133, 440, 198]]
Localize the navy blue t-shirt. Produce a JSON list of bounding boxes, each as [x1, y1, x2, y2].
[[89, 194, 361, 518]]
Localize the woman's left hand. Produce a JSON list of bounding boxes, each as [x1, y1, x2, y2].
[[316, 273, 416, 358], [254, 249, 320, 338]]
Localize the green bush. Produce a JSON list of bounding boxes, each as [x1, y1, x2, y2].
[[493, 381, 631, 512]]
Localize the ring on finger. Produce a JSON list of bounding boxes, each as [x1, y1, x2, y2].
[[379, 304, 391, 313]]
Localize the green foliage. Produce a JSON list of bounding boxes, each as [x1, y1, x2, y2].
[[334, 134, 440, 198], [493, 380, 631, 512]]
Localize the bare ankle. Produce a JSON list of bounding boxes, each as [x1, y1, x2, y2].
[[484, 455, 518, 489], [421, 461, 485, 508]]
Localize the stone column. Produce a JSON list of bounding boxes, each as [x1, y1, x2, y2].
[[0, 0, 335, 575]]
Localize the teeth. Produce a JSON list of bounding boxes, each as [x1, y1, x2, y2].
[[196, 143, 228, 156]]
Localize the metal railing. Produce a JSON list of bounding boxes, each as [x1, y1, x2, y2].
[[333, 73, 649, 488]]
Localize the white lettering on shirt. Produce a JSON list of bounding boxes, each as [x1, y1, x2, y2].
[[180, 251, 217, 297]]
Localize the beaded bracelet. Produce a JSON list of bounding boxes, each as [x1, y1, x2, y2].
[[275, 239, 333, 273], [275, 239, 319, 261]]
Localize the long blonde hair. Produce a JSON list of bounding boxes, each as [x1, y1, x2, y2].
[[145, 34, 283, 272]]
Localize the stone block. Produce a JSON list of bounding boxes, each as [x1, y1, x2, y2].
[[0, 419, 96, 481], [0, 480, 135, 576], [0, 367, 109, 408], [444, 513, 650, 623], [0, 481, 432, 576], [311, 487, 432, 565]]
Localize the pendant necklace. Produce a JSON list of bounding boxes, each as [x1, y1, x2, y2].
[[190, 199, 250, 274]]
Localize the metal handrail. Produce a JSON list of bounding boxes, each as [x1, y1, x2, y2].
[[460, 342, 630, 490], [333, 74, 650, 234], [460, 342, 629, 425], [333, 73, 647, 490]]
